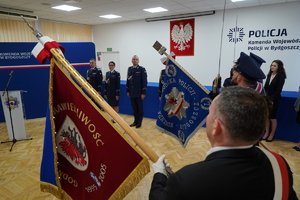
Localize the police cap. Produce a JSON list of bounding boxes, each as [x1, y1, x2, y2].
[[236, 52, 247, 64], [233, 52, 266, 81], [250, 52, 266, 67]]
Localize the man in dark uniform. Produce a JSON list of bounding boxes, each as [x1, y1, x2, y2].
[[149, 86, 298, 200], [158, 52, 175, 100], [126, 55, 147, 128], [158, 69, 165, 100], [231, 52, 266, 94], [86, 58, 103, 108]]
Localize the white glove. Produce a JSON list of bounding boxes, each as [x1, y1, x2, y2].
[[152, 155, 172, 177]]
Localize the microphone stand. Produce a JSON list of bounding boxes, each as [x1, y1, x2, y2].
[[1, 73, 33, 151]]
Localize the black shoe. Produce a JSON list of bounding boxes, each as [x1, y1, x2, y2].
[[130, 123, 137, 127], [266, 135, 274, 142], [292, 146, 298, 149], [296, 147, 300, 151], [136, 124, 141, 128], [261, 133, 269, 141], [111, 119, 116, 123]]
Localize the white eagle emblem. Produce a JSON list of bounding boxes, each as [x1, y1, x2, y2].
[[171, 23, 193, 51]]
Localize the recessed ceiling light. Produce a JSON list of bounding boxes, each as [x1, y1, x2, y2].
[[62, 0, 82, 3], [100, 14, 122, 19], [143, 7, 168, 13], [231, 0, 244, 2], [51, 5, 81, 11]]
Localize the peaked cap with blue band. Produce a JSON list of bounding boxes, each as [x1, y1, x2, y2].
[[250, 52, 266, 67], [234, 52, 266, 81]]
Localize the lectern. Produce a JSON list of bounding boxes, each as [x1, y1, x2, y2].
[[0, 90, 27, 140]]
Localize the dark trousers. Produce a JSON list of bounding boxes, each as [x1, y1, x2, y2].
[[130, 97, 144, 124]]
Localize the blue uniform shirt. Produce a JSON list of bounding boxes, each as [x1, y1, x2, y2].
[[126, 65, 147, 98], [87, 67, 103, 92]]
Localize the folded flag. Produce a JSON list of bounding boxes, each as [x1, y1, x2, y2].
[[156, 56, 211, 147], [32, 36, 65, 64], [160, 52, 176, 65]]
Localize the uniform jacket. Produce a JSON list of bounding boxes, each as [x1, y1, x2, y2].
[[149, 146, 298, 200], [294, 90, 300, 112], [158, 69, 165, 97], [104, 70, 120, 97], [264, 73, 285, 102], [126, 65, 147, 98], [87, 67, 103, 92], [294, 90, 300, 124]]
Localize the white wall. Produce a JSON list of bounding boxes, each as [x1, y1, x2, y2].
[[93, 1, 300, 91]]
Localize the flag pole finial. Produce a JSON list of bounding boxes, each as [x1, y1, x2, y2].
[[20, 14, 43, 39], [153, 41, 168, 56]]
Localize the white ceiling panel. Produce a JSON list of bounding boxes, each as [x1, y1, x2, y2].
[[0, 0, 298, 25]]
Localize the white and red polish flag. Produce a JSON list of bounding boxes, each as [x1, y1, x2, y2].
[[32, 36, 65, 64], [160, 52, 176, 65]]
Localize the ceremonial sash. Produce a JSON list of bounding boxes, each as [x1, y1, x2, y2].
[[254, 81, 263, 94], [258, 147, 290, 200]]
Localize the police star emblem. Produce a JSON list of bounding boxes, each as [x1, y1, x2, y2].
[[163, 87, 190, 120], [227, 26, 245, 43], [5, 96, 19, 109]]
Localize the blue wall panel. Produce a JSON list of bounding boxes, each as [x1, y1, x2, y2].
[[0, 42, 95, 122]]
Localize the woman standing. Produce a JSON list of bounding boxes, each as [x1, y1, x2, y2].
[[104, 61, 120, 113], [262, 60, 286, 142], [293, 86, 300, 151]]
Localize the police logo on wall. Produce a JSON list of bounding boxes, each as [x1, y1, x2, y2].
[[227, 26, 245, 43], [4, 96, 19, 109], [165, 64, 177, 77], [56, 115, 88, 171], [164, 87, 190, 120]]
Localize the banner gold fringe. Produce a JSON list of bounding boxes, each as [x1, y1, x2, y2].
[[109, 158, 150, 200], [40, 181, 71, 200]]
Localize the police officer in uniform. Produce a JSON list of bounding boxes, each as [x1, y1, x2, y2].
[[87, 58, 103, 108], [104, 61, 120, 113], [231, 52, 266, 94], [126, 55, 147, 128], [158, 52, 175, 100], [158, 69, 165, 100]]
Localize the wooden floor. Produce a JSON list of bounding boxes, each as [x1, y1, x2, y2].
[[0, 114, 299, 200]]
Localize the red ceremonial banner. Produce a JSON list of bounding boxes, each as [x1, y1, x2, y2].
[[170, 18, 195, 56], [48, 59, 149, 200]]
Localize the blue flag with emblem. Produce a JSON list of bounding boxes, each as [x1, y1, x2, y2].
[[156, 53, 211, 147]]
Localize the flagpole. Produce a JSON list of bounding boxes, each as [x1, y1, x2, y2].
[[49, 48, 160, 163], [20, 14, 161, 163], [233, 15, 238, 62], [259, 141, 271, 151], [218, 0, 226, 77]]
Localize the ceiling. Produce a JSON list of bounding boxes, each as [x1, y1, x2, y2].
[[0, 0, 298, 26]]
